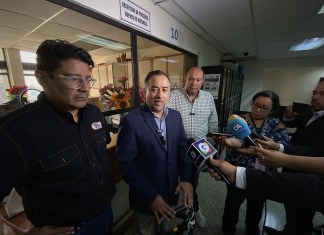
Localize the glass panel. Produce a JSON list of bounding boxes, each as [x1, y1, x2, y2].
[[20, 51, 37, 63], [0, 49, 5, 61], [24, 74, 43, 91], [0, 74, 10, 103], [168, 55, 184, 90], [137, 36, 185, 90], [0, 49, 9, 103]]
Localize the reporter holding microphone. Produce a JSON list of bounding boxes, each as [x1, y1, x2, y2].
[[207, 149, 324, 235], [220, 91, 289, 235]]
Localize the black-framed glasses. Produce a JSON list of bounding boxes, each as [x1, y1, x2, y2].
[[251, 102, 272, 112], [56, 75, 96, 90]]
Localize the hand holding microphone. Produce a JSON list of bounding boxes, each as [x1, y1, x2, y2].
[[207, 158, 236, 184], [187, 138, 231, 185]]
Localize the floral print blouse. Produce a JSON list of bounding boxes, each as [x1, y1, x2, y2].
[[225, 114, 290, 169]]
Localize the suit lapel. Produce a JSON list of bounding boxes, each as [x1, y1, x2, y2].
[[141, 106, 167, 151]]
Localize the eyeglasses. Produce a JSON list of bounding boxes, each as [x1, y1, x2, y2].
[[57, 75, 96, 90], [251, 102, 272, 112]]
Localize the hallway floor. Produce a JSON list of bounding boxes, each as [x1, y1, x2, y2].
[[193, 172, 324, 235]]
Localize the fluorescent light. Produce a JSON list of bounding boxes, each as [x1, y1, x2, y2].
[[78, 35, 130, 51], [289, 37, 324, 51], [318, 4, 324, 14], [157, 58, 178, 63]]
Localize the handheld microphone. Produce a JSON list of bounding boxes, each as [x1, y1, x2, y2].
[[187, 138, 230, 185], [227, 115, 259, 147]]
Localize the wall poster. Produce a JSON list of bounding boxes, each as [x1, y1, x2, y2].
[[203, 74, 221, 98]]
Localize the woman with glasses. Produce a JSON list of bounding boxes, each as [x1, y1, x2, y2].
[[221, 91, 290, 235]]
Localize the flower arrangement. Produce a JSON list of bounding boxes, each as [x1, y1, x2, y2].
[[99, 83, 145, 110], [99, 84, 130, 109], [6, 85, 28, 100]]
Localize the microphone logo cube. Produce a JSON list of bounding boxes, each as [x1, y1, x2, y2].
[[233, 124, 243, 131], [186, 139, 217, 170]]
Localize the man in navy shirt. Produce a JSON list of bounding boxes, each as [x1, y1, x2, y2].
[[0, 39, 116, 234]]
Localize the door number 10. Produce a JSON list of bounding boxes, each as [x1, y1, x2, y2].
[[170, 27, 179, 40]]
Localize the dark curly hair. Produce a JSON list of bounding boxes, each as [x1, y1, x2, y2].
[[252, 90, 280, 112], [36, 39, 94, 72]]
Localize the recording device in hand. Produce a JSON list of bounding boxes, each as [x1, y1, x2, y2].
[[206, 132, 233, 138], [227, 114, 259, 147], [187, 138, 230, 184], [251, 130, 262, 140], [292, 102, 312, 115]]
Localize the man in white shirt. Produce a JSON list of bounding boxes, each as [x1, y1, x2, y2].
[[167, 67, 218, 228]]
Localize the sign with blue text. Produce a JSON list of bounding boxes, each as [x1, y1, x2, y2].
[[169, 23, 181, 45], [120, 0, 151, 33]]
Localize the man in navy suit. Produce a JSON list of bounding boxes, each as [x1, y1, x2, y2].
[[117, 70, 193, 235]]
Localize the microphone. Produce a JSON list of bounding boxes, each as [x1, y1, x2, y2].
[[156, 129, 166, 145], [187, 138, 230, 185], [227, 115, 259, 147]]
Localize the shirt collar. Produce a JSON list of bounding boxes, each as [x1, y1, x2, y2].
[[38, 92, 87, 123], [151, 106, 169, 120], [313, 109, 324, 118], [184, 88, 200, 101]]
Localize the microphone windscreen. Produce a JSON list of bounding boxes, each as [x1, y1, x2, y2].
[[227, 114, 251, 140]]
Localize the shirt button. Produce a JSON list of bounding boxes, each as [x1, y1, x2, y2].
[[85, 144, 89, 148]]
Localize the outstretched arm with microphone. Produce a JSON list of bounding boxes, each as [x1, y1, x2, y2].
[[207, 155, 324, 215], [207, 149, 324, 185]]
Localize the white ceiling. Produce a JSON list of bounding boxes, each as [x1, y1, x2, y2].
[[1, 0, 324, 61], [153, 0, 324, 60], [0, 0, 161, 59]]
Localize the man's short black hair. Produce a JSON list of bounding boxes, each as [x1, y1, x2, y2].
[[144, 70, 170, 85], [36, 39, 94, 72]]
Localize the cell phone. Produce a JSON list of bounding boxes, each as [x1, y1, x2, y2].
[[207, 132, 233, 138], [292, 102, 311, 114]]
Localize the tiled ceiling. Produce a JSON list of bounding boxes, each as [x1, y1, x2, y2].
[[152, 0, 324, 60], [1, 0, 324, 61], [0, 0, 160, 58]]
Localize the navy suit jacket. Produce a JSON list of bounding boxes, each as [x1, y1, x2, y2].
[[283, 113, 324, 156], [117, 105, 192, 214], [245, 169, 324, 214]]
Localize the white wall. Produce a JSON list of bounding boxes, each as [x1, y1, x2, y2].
[[240, 56, 324, 111], [70, 0, 221, 66]]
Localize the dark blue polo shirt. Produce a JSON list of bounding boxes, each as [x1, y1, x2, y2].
[[0, 92, 116, 226]]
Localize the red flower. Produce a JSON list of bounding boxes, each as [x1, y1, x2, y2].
[[6, 85, 28, 95]]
